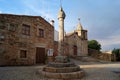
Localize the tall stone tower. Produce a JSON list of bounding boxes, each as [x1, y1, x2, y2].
[[58, 7, 66, 56], [76, 20, 83, 37]]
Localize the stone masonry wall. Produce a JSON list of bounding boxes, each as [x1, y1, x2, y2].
[[0, 14, 54, 66], [53, 32, 88, 58], [88, 49, 116, 61]]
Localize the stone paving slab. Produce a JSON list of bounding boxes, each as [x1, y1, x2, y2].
[[0, 61, 119, 80], [81, 68, 119, 80]]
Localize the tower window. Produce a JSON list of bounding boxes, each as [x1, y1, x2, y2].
[[22, 24, 30, 35], [39, 29, 44, 38], [83, 32, 85, 39], [75, 32, 78, 34], [20, 50, 27, 58]]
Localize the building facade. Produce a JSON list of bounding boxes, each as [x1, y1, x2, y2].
[[0, 13, 88, 66], [0, 14, 54, 65], [65, 22, 88, 57], [54, 22, 88, 57]]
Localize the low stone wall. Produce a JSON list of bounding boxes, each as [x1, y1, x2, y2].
[[88, 49, 116, 61]]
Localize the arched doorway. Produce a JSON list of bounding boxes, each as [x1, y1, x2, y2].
[[73, 45, 77, 55]]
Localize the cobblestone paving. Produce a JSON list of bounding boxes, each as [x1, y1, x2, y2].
[[0, 66, 42, 80], [81, 68, 119, 80], [73, 59, 120, 80], [0, 60, 120, 80]]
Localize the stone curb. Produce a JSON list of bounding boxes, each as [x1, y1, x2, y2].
[[38, 69, 85, 79]]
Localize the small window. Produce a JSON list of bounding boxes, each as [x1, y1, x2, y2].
[[0, 20, 6, 29], [39, 29, 44, 38], [20, 50, 27, 58], [8, 23, 16, 31], [22, 24, 30, 35]]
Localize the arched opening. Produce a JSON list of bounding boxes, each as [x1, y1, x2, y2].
[[73, 45, 77, 56]]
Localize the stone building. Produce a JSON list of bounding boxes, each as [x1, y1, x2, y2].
[[54, 21, 88, 57], [0, 14, 54, 65], [0, 12, 88, 66], [65, 22, 88, 57]]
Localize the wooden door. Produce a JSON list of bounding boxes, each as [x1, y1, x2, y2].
[[36, 47, 45, 64], [73, 46, 77, 55]]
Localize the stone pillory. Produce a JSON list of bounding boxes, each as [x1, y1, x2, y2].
[[39, 6, 85, 80], [58, 7, 66, 56]]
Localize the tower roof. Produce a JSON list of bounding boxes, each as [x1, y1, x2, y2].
[[58, 7, 66, 19], [76, 21, 83, 30]]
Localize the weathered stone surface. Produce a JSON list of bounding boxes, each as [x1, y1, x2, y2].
[[43, 66, 80, 73], [44, 72, 61, 79], [77, 70, 85, 78], [58, 7, 65, 56], [40, 70, 85, 79], [0, 14, 54, 66], [88, 49, 116, 61], [55, 56, 69, 63], [43, 67, 56, 73], [47, 62, 75, 68]]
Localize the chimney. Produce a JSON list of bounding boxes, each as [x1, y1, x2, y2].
[[50, 20, 54, 26]]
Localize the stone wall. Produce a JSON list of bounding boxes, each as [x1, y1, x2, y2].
[[53, 32, 88, 58], [88, 49, 116, 61], [65, 32, 88, 57], [0, 14, 54, 66]]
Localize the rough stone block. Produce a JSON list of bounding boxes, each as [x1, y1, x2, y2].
[[45, 72, 61, 79], [78, 71, 85, 78]]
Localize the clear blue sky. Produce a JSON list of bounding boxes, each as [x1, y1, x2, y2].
[[0, 0, 120, 51]]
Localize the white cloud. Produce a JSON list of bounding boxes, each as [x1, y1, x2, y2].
[[97, 35, 120, 50], [0, 10, 2, 13], [100, 35, 120, 46], [19, 0, 62, 31], [20, 0, 57, 20]]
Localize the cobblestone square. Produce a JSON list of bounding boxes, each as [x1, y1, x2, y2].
[[0, 59, 119, 80]]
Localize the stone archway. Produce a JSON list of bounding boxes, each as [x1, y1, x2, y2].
[[73, 45, 77, 56]]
